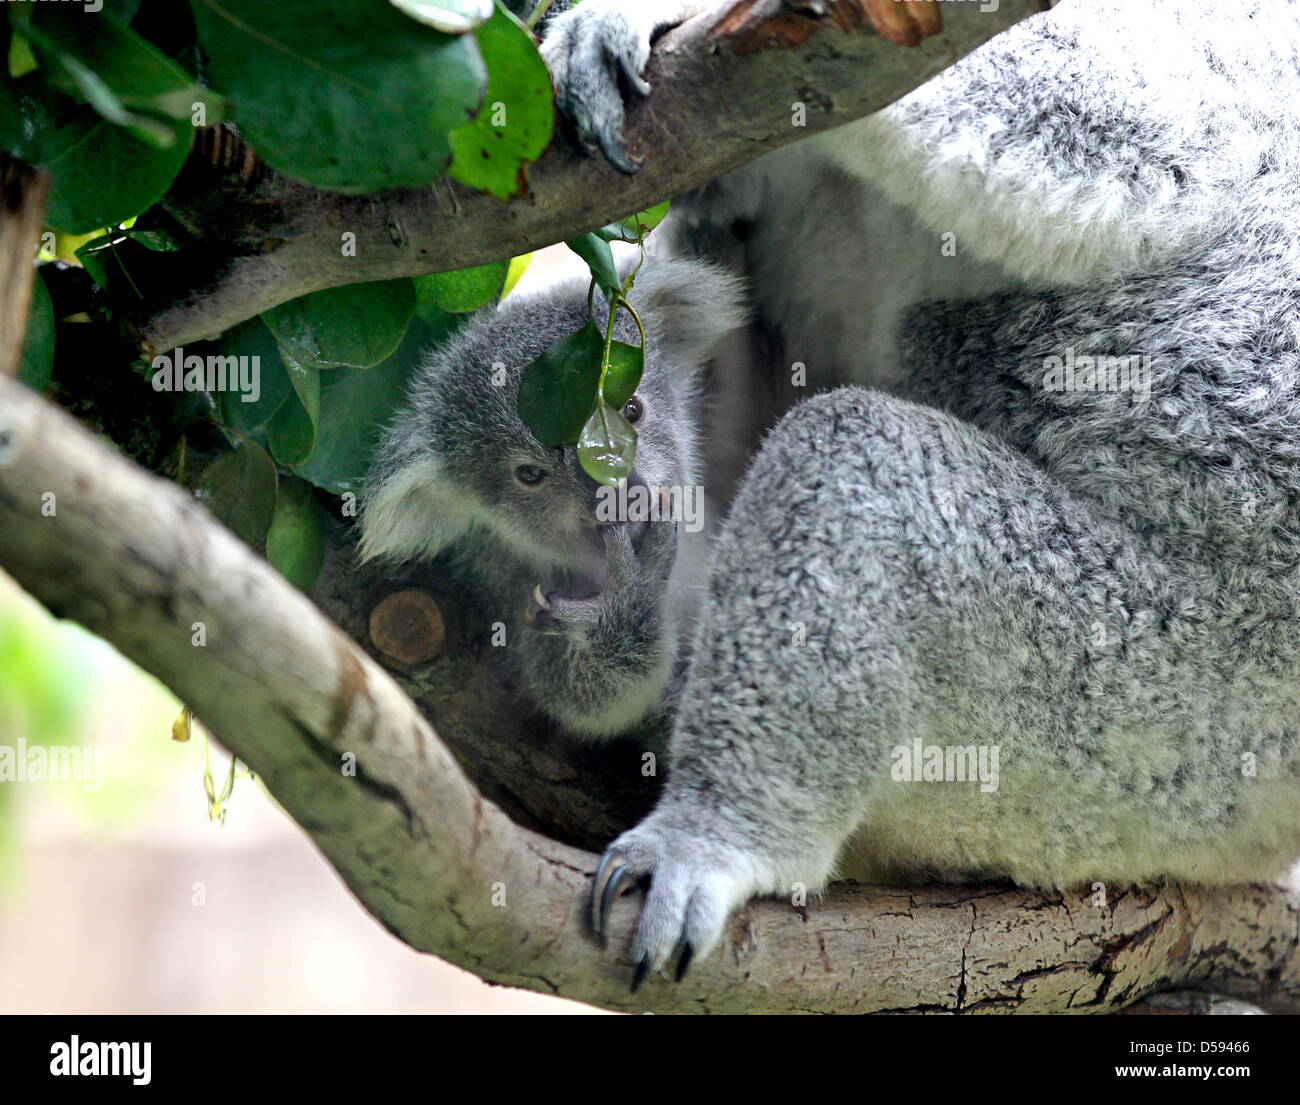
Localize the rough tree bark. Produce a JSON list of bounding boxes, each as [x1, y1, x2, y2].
[[2, 375, 1298, 1015], [123, 0, 1048, 356]]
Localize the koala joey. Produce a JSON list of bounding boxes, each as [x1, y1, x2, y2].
[[358, 257, 745, 739], [538, 0, 1300, 984]]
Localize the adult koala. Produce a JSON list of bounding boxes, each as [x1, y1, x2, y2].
[[542, 0, 1295, 493], [538, 0, 1300, 984]]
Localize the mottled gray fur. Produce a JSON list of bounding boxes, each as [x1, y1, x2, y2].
[[539, 0, 1300, 976], [359, 259, 745, 737]]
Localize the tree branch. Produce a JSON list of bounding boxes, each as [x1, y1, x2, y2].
[[125, 0, 1047, 355], [2, 373, 1298, 1013], [1, 155, 49, 378]]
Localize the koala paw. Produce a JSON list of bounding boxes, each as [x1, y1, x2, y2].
[[592, 816, 756, 990], [524, 583, 601, 632], [539, 0, 668, 174], [606, 516, 678, 584], [524, 521, 676, 635]]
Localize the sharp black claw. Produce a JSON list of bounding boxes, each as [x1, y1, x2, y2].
[[591, 850, 620, 937], [591, 849, 637, 944], [674, 943, 694, 983], [600, 867, 637, 946], [631, 955, 649, 993], [617, 54, 652, 98], [596, 131, 640, 176]]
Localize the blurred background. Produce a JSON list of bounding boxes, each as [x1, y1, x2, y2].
[[0, 245, 613, 1015], [0, 571, 599, 1014]]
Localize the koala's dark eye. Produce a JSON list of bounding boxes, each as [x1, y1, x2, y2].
[[623, 396, 645, 424], [515, 464, 546, 486]]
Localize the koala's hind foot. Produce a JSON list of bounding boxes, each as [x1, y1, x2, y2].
[[539, 0, 713, 172], [592, 809, 782, 989]]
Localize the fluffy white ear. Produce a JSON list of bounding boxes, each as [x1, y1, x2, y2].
[[634, 257, 749, 368], [358, 457, 475, 564]]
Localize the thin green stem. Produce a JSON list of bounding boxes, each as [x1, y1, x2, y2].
[[108, 238, 144, 301], [597, 292, 620, 401], [616, 298, 645, 347], [526, 0, 558, 31]]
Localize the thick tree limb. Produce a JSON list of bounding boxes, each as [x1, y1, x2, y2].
[[127, 0, 1047, 356], [3, 374, 1299, 1013]]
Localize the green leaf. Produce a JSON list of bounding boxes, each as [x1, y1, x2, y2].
[[18, 12, 219, 148], [210, 319, 320, 465], [77, 232, 121, 258], [190, 0, 486, 192], [566, 233, 620, 293], [518, 322, 605, 447], [266, 393, 316, 466], [293, 326, 427, 494], [266, 350, 320, 466], [191, 434, 279, 547], [101, 1, 146, 22], [119, 227, 183, 251], [8, 34, 38, 80], [0, 73, 192, 233], [261, 279, 416, 370], [74, 239, 110, 290], [215, 318, 294, 434], [578, 402, 637, 486], [447, 3, 553, 200], [622, 200, 670, 238], [266, 476, 326, 591], [47, 117, 191, 232], [601, 340, 644, 410], [0, 57, 53, 163], [18, 270, 55, 393], [594, 200, 672, 243], [413, 297, 463, 336], [389, 0, 493, 34], [77, 226, 182, 262], [413, 260, 506, 313]]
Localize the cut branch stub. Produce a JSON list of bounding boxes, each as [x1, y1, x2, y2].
[[368, 588, 446, 666], [856, 0, 944, 45], [715, 0, 944, 51]]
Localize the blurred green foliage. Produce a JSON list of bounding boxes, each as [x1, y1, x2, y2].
[[0, 578, 186, 891]]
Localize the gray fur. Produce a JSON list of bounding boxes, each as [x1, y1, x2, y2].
[[538, 0, 705, 170], [359, 257, 745, 737], [539, 0, 1300, 975]]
